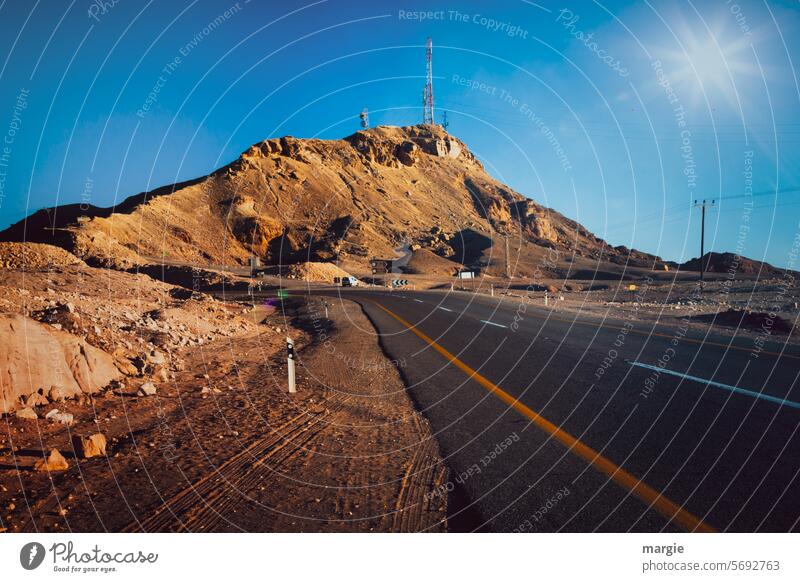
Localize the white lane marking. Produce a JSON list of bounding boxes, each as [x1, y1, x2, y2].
[[480, 319, 508, 329], [414, 299, 423, 303], [437, 306, 454, 312], [627, 360, 800, 410]]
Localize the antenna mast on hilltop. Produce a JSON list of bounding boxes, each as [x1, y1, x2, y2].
[[360, 107, 369, 129], [423, 37, 435, 125]]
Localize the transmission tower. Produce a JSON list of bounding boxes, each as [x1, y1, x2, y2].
[[423, 37, 434, 125], [359, 107, 369, 129]]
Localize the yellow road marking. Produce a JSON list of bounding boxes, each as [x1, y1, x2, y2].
[[371, 300, 716, 533]]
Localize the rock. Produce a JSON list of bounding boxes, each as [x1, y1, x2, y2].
[[114, 356, 139, 377], [34, 449, 69, 472], [24, 390, 49, 408], [0, 314, 120, 415], [15, 407, 38, 420], [152, 366, 168, 383], [138, 382, 157, 396], [45, 409, 74, 425], [72, 433, 107, 459], [48, 385, 69, 403], [147, 350, 166, 365]]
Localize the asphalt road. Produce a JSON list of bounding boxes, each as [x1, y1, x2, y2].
[[263, 287, 800, 532]]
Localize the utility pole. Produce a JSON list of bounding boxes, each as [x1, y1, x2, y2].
[[504, 236, 510, 279], [693, 199, 715, 283]]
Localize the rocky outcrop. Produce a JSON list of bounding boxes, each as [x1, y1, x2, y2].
[[0, 314, 120, 414], [223, 195, 283, 257]]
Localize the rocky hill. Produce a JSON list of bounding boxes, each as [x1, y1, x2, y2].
[[681, 252, 786, 278], [1, 125, 668, 277]]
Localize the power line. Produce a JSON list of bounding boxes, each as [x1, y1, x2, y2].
[[598, 187, 800, 233]]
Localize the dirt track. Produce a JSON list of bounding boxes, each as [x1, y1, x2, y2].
[[0, 298, 448, 533]]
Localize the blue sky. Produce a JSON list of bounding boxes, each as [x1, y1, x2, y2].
[[1, 0, 799, 267]]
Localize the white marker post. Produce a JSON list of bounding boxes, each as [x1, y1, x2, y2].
[[544, 292, 549, 307], [286, 336, 296, 393], [490, 284, 494, 297]]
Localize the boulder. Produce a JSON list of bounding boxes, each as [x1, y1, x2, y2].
[[48, 385, 69, 403], [24, 390, 49, 408], [34, 449, 69, 472], [152, 366, 169, 383], [15, 407, 38, 420], [139, 382, 157, 396], [72, 433, 107, 459], [0, 314, 120, 414], [113, 353, 139, 377], [45, 409, 74, 425]]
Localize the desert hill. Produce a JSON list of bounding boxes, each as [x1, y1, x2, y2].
[[681, 252, 786, 278], [1, 125, 671, 277]]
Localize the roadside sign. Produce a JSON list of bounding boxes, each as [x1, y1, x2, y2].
[[286, 336, 296, 393]]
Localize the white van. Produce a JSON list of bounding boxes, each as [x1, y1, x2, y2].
[[340, 276, 359, 287]]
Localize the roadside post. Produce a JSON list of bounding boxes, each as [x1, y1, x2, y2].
[[544, 291, 549, 307], [287, 336, 296, 393], [490, 283, 494, 297]]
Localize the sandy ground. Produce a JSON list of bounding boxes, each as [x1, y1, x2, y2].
[[0, 288, 447, 532]]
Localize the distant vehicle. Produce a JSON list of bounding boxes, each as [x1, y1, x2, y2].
[[340, 276, 359, 287]]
